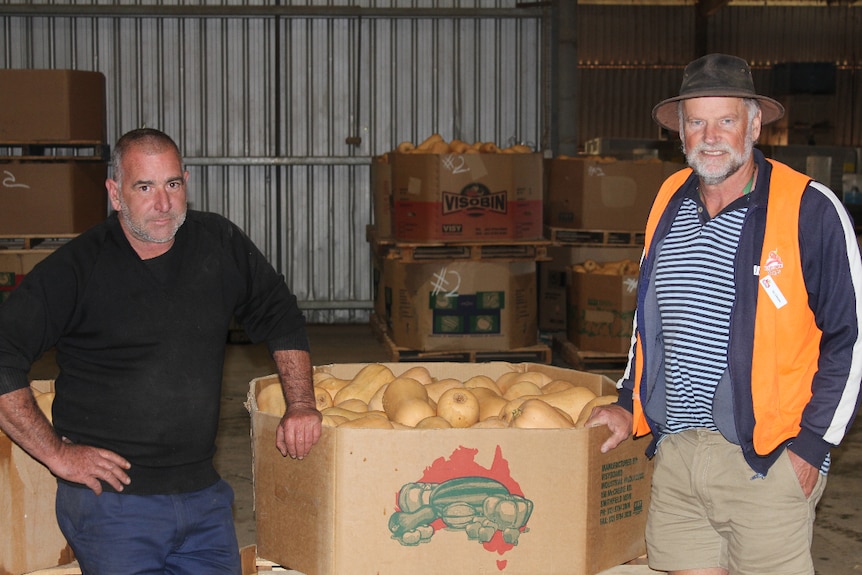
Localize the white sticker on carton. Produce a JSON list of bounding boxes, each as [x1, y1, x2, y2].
[[407, 176, 422, 196]]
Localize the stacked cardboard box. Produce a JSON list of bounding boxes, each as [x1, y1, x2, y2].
[[370, 138, 548, 356], [539, 157, 684, 348], [0, 69, 108, 235], [388, 151, 544, 242]]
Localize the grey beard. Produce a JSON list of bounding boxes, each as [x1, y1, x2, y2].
[[119, 204, 186, 244]]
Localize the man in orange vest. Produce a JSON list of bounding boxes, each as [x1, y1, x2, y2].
[[586, 54, 862, 575]]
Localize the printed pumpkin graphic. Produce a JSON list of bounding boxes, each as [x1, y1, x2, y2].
[[389, 446, 534, 554]]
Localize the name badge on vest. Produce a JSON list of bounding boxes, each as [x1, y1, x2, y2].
[[760, 275, 788, 309]]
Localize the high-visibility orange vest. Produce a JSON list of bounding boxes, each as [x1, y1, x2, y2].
[[632, 161, 816, 454]]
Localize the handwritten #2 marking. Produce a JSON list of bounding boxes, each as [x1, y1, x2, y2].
[[2, 170, 31, 189]]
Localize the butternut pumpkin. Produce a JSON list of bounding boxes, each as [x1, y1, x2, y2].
[[321, 406, 366, 421], [540, 386, 597, 422], [512, 371, 554, 388], [436, 388, 480, 428], [574, 395, 619, 427], [312, 371, 333, 384], [314, 387, 333, 410], [449, 139, 470, 154], [397, 365, 434, 387], [541, 379, 575, 394], [416, 133, 444, 151], [430, 141, 451, 154], [463, 374, 502, 396], [334, 363, 395, 405], [424, 378, 464, 403], [467, 386, 498, 401], [382, 377, 428, 419], [257, 382, 286, 416], [338, 414, 394, 429], [415, 415, 452, 429], [509, 399, 575, 429], [367, 382, 389, 412], [336, 398, 369, 413], [391, 397, 436, 427], [494, 372, 523, 394], [471, 416, 508, 429], [502, 380, 544, 401], [478, 394, 509, 421], [499, 396, 541, 425], [321, 414, 347, 427], [314, 375, 352, 398]]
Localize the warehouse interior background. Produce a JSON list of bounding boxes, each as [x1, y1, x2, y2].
[[2, 0, 860, 325], [2, 2, 862, 574]]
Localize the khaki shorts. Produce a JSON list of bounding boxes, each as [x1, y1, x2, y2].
[[646, 428, 826, 575]]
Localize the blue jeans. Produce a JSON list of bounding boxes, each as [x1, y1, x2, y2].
[[56, 479, 241, 575]]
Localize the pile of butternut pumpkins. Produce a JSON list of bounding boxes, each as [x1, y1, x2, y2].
[[572, 259, 640, 276], [256, 365, 618, 430], [390, 134, 533, 156]]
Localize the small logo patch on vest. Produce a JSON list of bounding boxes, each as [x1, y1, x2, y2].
[[764, 250, 784, 276]]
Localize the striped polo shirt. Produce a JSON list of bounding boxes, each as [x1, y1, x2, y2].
[[654, 193, 748, 433]]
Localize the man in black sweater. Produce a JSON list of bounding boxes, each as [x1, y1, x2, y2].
[[0, 128, 321, 574]]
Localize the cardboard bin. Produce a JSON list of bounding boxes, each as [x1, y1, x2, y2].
[[250, 362, 653, 575], [544, 158, 684, 231], [0, 380, 75, 575], [567, 271, 638, 354], [0, 69, 107, 144], [539, 246, 642, 333], [391, 152, 543, 242], [0, 161, 107, 234], [371, 157, 393, 239], [375, 259, 537, 352]]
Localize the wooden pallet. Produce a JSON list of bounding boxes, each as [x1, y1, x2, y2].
[[0, 141, 109, 162], [545, 226, 645, 246], [367, 226, 551, 263], [553, 333, 629, 372], [370, 313, 552, 364], [0, 234, 78, 250]]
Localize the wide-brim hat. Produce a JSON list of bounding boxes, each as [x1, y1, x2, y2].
[[652, 53, 785, 132]]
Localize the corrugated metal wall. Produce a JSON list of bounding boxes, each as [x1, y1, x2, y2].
[[577, 5, 862, 148], [0, 2, 546, 323]]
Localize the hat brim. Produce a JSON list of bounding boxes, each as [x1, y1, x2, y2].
[[652, 92, 785, 132]]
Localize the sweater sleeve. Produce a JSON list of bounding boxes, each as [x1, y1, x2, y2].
[[0, 255, 69, 396], [224, 220, 309, 352], [794, 183, 862, 469]]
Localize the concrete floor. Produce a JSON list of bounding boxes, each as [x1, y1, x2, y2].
[[28, 324, 862, 573]]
